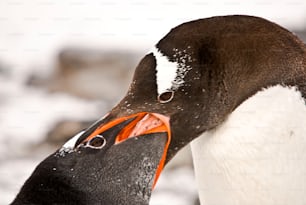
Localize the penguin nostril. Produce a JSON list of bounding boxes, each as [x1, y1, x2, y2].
[[158, 91, 174, 103], [86, 135, 106, 149]]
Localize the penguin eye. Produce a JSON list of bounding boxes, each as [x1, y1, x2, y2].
[[85, 135, 106, 149], [158, 91, 174, 103]]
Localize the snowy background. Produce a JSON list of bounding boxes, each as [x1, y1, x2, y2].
[[0, 1, 305, 204]]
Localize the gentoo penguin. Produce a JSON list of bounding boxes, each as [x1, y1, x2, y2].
[[14, 15, 306, 205], [70, 15, 305, 204], [12, 117, 170, 205]]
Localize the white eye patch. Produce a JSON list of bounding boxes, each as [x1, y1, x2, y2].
[[56, 130, 85, 156], [152, 47, 179, 95], [152, 47, 193, 97], [59, 114, 109, 154], [62, 130, 85, 149]]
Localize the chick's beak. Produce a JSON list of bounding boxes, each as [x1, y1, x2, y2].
[[78, 112, 171, 188]]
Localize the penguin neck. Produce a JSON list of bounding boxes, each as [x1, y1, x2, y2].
[[203, 51, 306, 132], [191, 85, 306, 205]]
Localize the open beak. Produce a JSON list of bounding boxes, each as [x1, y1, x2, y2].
[[76, 112, 171, 188]]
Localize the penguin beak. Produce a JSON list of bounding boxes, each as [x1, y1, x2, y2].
[[77, 112, 171, 188]]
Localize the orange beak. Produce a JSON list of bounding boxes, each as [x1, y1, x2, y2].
[[79, 112, 171, 188]]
